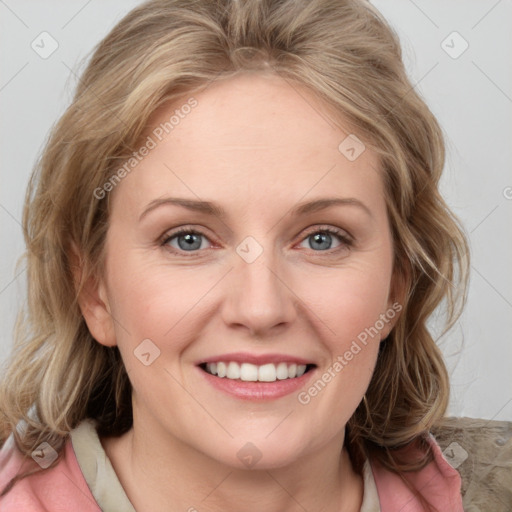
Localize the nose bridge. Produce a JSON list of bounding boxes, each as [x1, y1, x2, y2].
[[224, 234, 296, 334]]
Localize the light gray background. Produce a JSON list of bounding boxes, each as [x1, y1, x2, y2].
[[1, 0, 511, 420]]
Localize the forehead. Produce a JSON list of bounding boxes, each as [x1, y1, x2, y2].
[[110, 72, 385, 220]]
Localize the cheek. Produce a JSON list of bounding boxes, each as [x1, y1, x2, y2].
[[332, 287, 390, 346], [307, 264, 393, 342], [106, 250, 209, 336], [296, 271, 389, 429], [104, 263, 207, 400]]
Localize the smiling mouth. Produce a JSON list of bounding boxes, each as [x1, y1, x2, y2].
[[199, 361, 316, 382]]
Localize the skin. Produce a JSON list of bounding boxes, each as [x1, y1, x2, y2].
[[78, 71, 402, 512]]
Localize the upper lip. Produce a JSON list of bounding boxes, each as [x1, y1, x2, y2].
[[197, 352, 315, 366]]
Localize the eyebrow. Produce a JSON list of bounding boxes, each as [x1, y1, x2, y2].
[[139, 196, 373, 222]]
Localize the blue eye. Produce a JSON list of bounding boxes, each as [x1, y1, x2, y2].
[[162, 229, 210, 252], [161, 226, 352, 256], [299, 228, 351, 252]]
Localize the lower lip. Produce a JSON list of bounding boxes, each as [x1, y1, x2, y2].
[[197, 366, 316, 401]]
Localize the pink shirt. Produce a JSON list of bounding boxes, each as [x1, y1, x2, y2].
[[0, 421, 463, 511]]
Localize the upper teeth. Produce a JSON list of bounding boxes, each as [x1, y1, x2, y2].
[[205, 362, 308, 382]]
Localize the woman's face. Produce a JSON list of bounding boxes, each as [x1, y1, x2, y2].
[[88, 72, 398, 469]]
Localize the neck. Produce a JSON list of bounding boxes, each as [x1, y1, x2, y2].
[[102, 414, 364, 512]]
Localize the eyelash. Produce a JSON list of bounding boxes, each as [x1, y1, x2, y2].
[[160, 225, 353, 257]]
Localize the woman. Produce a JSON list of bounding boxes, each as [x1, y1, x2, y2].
[[0, 0, 469, 510]]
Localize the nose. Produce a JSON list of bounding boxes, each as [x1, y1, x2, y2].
[[221, 241, 297, 338]]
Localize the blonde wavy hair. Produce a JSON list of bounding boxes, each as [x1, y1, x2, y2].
[[0, 0, 469, 498]]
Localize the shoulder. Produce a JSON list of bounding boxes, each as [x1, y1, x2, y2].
[[369, 433, 463, 512], [0, 428, 101, 511]]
